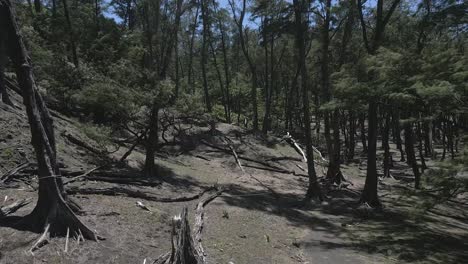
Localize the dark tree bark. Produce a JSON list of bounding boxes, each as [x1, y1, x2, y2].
[[347, 111, 356, 160], [416, 119, 427, 172], [0, 0, 97, 239], [214, 0, 231, 123], [0, 39, 14, 106], [62, 0, 79, 68], [187, 3, 200, 94], [359, 113, 368, 153], [358, 0, 401, 207], [200, 0, 212, 112], [404, 119, 421, 189], [393, 110, 405, 161], [382, 110, 391, 177], [294, 0, 323, 201], [229, 0, 258, 130], [33, 0, 40, 12], [144, 103, 159, 177]]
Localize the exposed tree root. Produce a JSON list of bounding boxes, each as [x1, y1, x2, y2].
[[30, 223, 50, 254]]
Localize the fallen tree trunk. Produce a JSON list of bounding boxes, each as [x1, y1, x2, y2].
[[0, 199, 31, 217], [67, 186, 215, 203], [62, 131, 104, 155], [0, 162, 32, 183]]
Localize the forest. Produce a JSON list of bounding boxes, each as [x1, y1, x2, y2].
[[0, 0, 467, 263]]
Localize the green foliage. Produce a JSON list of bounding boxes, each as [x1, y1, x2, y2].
[[72, 80, 136, 124], [77, 123, 113, 149]]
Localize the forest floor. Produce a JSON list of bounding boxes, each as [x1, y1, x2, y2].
[[0, 90, 467, 264]]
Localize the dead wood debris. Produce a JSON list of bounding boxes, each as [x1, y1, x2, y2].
[[0, 199, 31, 217], [152, 188, 224, 264], [67, 186, 216, 203]]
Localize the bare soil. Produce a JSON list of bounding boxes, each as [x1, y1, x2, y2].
[[1, 92, 467, 264]]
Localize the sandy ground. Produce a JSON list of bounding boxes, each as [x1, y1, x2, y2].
[[1, 92, 467, 264]]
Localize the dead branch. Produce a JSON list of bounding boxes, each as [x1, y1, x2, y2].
[[283, 132, 307, 162], [222, 137, 245, 173], [0, 162, 32, 183], [63, 166, 105, 185]]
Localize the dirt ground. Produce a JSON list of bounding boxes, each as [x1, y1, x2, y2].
[[0, 92, 467, 264]]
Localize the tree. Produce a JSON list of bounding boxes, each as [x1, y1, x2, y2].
[[357, 0, 401, 207], [293, 0, 323, 201], [229, 0, 259, 131], [0, 0, 98, 239]]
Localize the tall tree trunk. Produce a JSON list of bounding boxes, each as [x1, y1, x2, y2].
[[229, 0, 258, 130], [359, 113, 367, 153], [94, 0, 100, 33], [262, 16, 272, 134], [361, 102, 380, 206], [404, 119, 421, 189], [294, 0, 322, 201], [382, 110, 391, 177], [393, 110, 405, 161], [348, 110, 356, 160], [358, 0, 401, 206], [62, 0, 79, 68], [0, 40, 14, 106], [144, 103, 159, 177], [0, 0, 97, 239], [187, 4, 199, 94], [200, 0, 212, 112], [214, 0, 231, 123], [416, 120, 427, 172], [33, 0, 41, 12]]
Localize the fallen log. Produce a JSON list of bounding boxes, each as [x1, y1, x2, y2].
[[0, 199, 31, 217], [67, 186, 215, 203], [0, 162, 32, 183], [62, 131, 104, 155]]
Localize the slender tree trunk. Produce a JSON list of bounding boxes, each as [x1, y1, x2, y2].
[[382, 110, 391, 177], [424, 120, 433, 157], [441, 118, 447, 160], [348, 110, 356, 160], [294, 0, 322, 201], [187, 4, 199, 94], [361, 102, 380, 206], [404, 120, 421, 189], [144, 103, 159, 177], [393, 110, 405, 161], [359, 113, 367, 153], [62, 0, 79, 68], [214, 0, 231, 123], [416, 120, 427, 172], [0, 41, 14, 106], [200, 0, 212, 112], [33, 0, 40, 12], [230, 0, 258, 130]]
